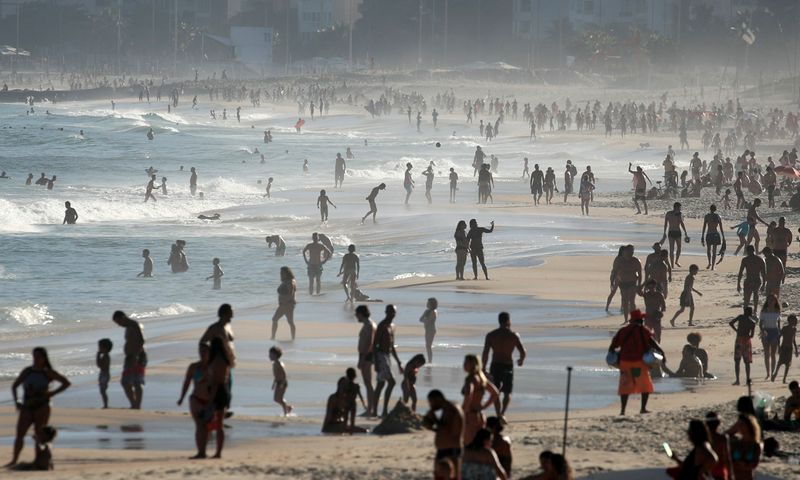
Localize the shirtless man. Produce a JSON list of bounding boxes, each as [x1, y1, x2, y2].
[[529, 164, 544, 206], [701, 204, 725, 270], [640, 280, 666, 343], [762, 247, 785, 299], [355, 305, 377, 417], [423, 390, 464, 480], [112, 311, 146, 409], [617, 245, 643, 323], [737, 245, 766, 314], [303, 233, 332, 296], [62, 201, 78, 225], [481, 312, 526, 419], [334, 153, 347, 188], [771, 217, 792, 272], [338, 244, 360, 302], [361, 183, 386, 224], [373, 305, 403, 418], [628, 163, 652, 215], [660, 202, 689, 268], [265, 235, 286, 256], [746, 198, 769, 251], [729, 307, 757, 386], [200, 304, 237, 410], [643, 242, 663, 278]]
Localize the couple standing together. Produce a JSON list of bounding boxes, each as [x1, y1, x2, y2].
[[454, 219, 495, 281]]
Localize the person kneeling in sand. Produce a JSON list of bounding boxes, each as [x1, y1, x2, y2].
[[322, 377, 367, 434]]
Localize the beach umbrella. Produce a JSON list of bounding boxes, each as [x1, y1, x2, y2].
[[774, 165, 800, 178]]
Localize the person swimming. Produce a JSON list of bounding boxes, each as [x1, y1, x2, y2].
[[197, 213, 221, 221]]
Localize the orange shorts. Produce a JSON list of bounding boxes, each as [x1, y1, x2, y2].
[[618, 360, 654, 396]]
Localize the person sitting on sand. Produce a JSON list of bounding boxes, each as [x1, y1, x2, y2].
[[783, 381, 800, 422], [424, 389, 464, 479], [323, 377, 367, 434], [270, 346, 292, 416], [730, 307, 757, 386], [401, 354, 426, 412], [461, 428, 507, 480], [672, 344, 704, 379], [608, 309, 665, 415], [265, 235, 286, 257], [177, 343, 211, 459], [486, 416, 512, 477], [10, 426, 56, 471], [666, 419, 718, 479]]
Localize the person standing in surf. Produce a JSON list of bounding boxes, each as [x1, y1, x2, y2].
[[361, 183, 386, 224]]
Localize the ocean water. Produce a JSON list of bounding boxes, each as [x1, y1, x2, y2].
[[0, 99, 682, 428]]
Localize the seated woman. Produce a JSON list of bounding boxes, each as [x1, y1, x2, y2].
[[322, 377, 367, 434], [461, 428, 507, 480], [672, 332, 715, 379]]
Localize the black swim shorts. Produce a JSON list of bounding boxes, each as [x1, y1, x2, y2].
[[489, 363, 514, 395]]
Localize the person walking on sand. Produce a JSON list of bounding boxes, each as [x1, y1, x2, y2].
[[771, 217, 792, 272], [423, 389, 464, 480], [6, 348, 70, 468], [746, 198, 769, 252], [420, 298, 438, 362], [467, 219, 494, 280], [670, 264, 702, 327], [361, 183, 386, 224], [62, 201, 78, 225], [270, 346, 292, 416], [661, 202, 689, 268], [608, 309, 665, 415], [112, 311, 146, 409], [729, 307, 756, 386], [271, 267, 297, 340], [303, 233, 332, 296], [737, 245, 766, 314], [759, 294, 782, 381], [482, 312, 526, 420], [629, 163, 652, 215], [373, 304, 403, 418], [762, 247, 785, 300], [530, 164, 544, 206], [355, 305, 377, 417], [461, 354, 499, 444], [177, 343, 211, 459], [617, 245, 643, 323], [701, 205, 725, 270], [338, 245, 360, 303]]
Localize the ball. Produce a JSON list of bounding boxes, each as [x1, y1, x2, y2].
[[435, 142, 441, 148]]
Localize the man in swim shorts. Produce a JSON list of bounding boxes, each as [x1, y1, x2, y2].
[[303, 233, 332, 296], [482, 312, 526, 419], [373, 305, 403, 417], [661, 202, 689, 267], [729, 307, 756, 385], [701, 204, 725, 270]]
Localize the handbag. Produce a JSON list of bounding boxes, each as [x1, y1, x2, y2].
[[605, 351, 620, 368]]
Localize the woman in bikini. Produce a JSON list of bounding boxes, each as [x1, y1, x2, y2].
[[729, 414, 762, 480], [454, 221, 469, 280], [7, 347, 70, 467], [177, 343, 211, 459], [271, 266, 297, 340], [461, 354, 499, 445]]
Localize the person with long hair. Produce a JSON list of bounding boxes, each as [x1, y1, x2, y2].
[[667, 419, 718, 479], [7, 347, 70, 467], [461, 354, 499, 444], [729, 414, 762, 480], [206, 337, 231, 459], [177, 343, 211, 459], [759, 294, 781, 380], [461, 428, 507, 480], [272, 266, 297, 340], [454, 221, 469, 281]]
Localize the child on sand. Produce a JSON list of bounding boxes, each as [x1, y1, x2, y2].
[[270, 346, 292, 415], [401, 354, 427, 412], [137, 249, 153, 277], [731, 220, 750, 255], [97, 338, 112, 409], [772, 314, 799, 383], [344, 367, 366, 419], [11, 426, 56, 471], [419, 298, 438, 362], [206, 258, 223, 290], [670, 264, 702, 327], [721, 189, 732, 210]]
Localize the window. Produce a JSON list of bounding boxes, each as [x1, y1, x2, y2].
[[519, 0, 531, 13]]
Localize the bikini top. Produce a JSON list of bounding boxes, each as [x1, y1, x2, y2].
[[731, 443, 758, 465], [24, 369, 50, 394]]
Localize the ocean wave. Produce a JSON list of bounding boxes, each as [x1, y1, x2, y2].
[[392, 272, 434, 280], [0, 265, 17, 280], [130, 303, 196, 320], [1, 303, 54, 327]]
